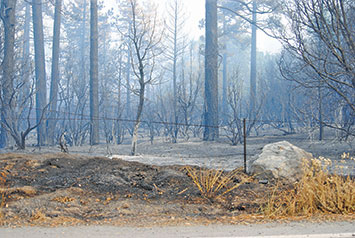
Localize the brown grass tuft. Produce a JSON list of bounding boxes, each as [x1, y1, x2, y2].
[[262, 156, 355, 218], [31, 209, 47, 222], [0, 186, 37, 197], [52, 196, 76, 204], [0, 169, 8, 224], [184, 166, 252, 199]]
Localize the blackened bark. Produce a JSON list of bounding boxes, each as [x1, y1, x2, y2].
[[222, 15, 228, 125], [90, 0, 99, 145], [0, 0, 17, 148], [204, 0, 219, 141], [131, 36, 146, 155], [80, 0, 87, 83], [172, 0, 178, 143], [126, 48, 131, 119], [32, 0, 47, 146], [249, 0, 257, 121], [47, 0, 62, 145], [131, 84, 145, 155], [20, 2, 31, 103]]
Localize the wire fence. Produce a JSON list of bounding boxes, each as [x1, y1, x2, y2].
[[1, 106, 354, 175], [3, 106, 340, 130]]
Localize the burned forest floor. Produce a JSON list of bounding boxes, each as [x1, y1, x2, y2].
[[0, 153, 275, 227], [0, 132, 354, 227]]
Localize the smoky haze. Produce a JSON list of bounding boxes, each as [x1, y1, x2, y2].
[[0, 0, 353, 152]]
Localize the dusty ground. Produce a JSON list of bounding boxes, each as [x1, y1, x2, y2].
[[5, 129, 355, 171], [0, 132, 354, 227], [0, 152, 273, 227]]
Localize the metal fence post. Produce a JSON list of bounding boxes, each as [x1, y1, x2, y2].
[[243, 118, 247, 174]]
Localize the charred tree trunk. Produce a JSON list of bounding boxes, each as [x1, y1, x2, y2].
[[127, 0, 161, 155], [90, 0, 99, 145], [131, 83, 145, 156], [172, 0, 178, 143], [125, 48, 131, 119], [80, 0, 87, 82], [203, 0, 219, 141], [0, 0, 17, 148], [222, 15, 228, 125], [19, 2, 31, 109], [47, 0, 62, 145], [249, 0, 257, 121], [32, 0, 47, 146], [115, 53, 123, 144], [79, 0, 88, 130], [130, 30, 146, 155]]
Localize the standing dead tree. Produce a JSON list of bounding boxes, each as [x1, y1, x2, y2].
[[204, 0, 219, 141], [0, 0, 17, 148], [218, 0, 278, 132], [32, 0, 48, 146], [223, 69, 245, 145], [89, 0, 99, 145], [0, 0, 48, 150], [164, 0, 189, 143], [177, 42, 202, 140], [276, 0, 354, 139], [278, 0, 354, 113], [121, 0, 163, 155], [47, 0, 63, 145]]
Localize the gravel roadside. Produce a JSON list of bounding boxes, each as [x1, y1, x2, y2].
[[0, 221, 354, 238]]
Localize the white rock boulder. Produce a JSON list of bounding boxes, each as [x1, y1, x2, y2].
[[249, 141, 313, 183]]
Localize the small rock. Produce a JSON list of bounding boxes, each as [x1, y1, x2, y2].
[[258, 179, 268, 184]]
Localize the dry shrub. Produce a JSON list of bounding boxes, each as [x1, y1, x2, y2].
[[0, 186, 37, 197], [185, 166, 251, 199], [31, 209, 47, 222], [52, 196, 76, 203], [262, 156, 355, 217], [0, 169, 8, 224]]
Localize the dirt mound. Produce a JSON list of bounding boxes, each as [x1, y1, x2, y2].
[[0, 153, 268, 227], [3, 153, 195, 197]]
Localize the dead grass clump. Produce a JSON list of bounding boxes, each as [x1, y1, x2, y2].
[[0, 186, 37, 197], [0, 169, 8, 224], [184, 166, 251, 199], [52, 196, 76, 203], [31, 209, 48, 222], [262, 156, 355, 218]]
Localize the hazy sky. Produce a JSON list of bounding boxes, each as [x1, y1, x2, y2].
[[176, 0, 282, 53], [105, 0, 281, 53]]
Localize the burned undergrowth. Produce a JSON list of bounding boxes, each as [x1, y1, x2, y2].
[[0, 153, 353, 227], [0, 153, 266, 227]]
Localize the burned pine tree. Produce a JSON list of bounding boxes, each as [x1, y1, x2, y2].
[[204, 0, 219, 141], [90, 0, 100, 145]]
